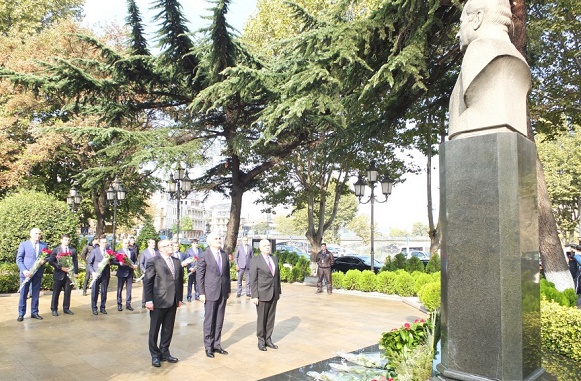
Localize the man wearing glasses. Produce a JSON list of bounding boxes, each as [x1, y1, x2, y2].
[[197, 232, 231, 358], [144, 239, 184, 367]]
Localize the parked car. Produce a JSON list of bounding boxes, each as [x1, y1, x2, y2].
[[331, 255, 382, 274], [407, 251, 430, 266], [275, 244, 309, 259]]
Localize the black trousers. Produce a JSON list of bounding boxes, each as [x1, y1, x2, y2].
[[149, 305, 177, 359], [51, 276, 72, 311], [116, 274, 133, 307], [256, 297, 278, 345], [317, 267, 332, 292]]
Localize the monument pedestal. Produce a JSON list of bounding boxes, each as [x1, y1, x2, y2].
[[436, 132, 544, 380]]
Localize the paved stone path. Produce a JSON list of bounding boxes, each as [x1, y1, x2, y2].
[[0, 282, 425, 381]]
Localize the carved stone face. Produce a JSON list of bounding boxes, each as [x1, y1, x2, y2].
[[458, 7, 480, 52]]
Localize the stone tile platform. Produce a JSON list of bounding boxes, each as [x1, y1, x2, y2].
[[0, 282, 425, 380]]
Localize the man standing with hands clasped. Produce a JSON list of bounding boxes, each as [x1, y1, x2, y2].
[[250, 239, 281, 351], [144, 239, 183, 368], [197, 232, 231, 358], [235, 236, 253, 297], [315, 243, 334, 294], [16, 228, 48, 321]]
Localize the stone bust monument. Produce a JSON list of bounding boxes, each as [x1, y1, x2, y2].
[[448, 0, 531, 140]]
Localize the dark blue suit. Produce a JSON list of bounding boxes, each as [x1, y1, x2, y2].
[[87, 247, 111, 311], [48, 245, 78, 312], [185, 247, 201, 301], [16, 240, 48, 316], [113, 248, 137, 308]]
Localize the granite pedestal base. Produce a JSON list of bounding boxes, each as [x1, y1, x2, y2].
[[436, 132, 544, 380]]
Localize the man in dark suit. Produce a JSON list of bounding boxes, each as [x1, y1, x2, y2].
[[197, 232, 231, 358], [144, 239, 183, 367], [140, 239, 157, 307], [113, 238, 138, 311], [48, 234, 79, 316], [235, 236, 253, 297], [87, 235, 111, 315], [81, 237, 99, 296], [250, 239, 282, 351], [16, 228, 48, 321], [185, 238, 202, 302]]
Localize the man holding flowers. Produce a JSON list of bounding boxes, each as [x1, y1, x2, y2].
[[16, 228, 48, 321], [113, 238, 138, 311], [87, 235, 112, 315], [48, 234, 78, 316]]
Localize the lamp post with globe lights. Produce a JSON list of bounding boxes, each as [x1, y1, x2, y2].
[[167, 167, 192, 242]]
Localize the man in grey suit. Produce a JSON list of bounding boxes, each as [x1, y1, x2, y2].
[[235, 236, 253, 297], [197, 232, 231, 358], [250, 239, 282, 351], [144, 239, 183, 367], [87, 235, 111, 315], [16, 228, 48, 321], [140, 239, 157, 308]]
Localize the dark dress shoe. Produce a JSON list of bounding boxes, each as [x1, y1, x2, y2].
[[117, 306, 123, 311], [161, 355, 178, 363], [236, 294, 241, 298], [265, 341, 278, 349], [31, 314, 43, 320], [246, 294, 251, 297], [63, 309, 74, 315], [205, 350, 215, 358], [258, 344, 267, 351], [213, 346, 228, 355], [100, 308, 108, 314], [52, 311, 58, 317], [82, 291, 87, 296], [151, 358, 161, 367], [17, 315, 23, 322], [187, 297, 192, 302], [92, 309, 98, 315], [126, 305, 134, 311]]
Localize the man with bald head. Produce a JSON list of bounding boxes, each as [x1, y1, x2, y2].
[[250, 239, 281, 351], [197, 232, 231, 358], [16, 228, 48, 321]]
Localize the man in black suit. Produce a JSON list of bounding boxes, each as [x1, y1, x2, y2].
[[197, 232, 231, 358], [87, 235, 111, 315], [48, 234, 79, 316], [250, 239, 282, 351], [113, 238, 138, 311], [144, 239, 184, 367]]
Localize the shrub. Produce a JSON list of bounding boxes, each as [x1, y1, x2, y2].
[[417, 281, 441, 311], [342, 269, 361, 290], [0, 190, 79, 263], [540, 279, 577, 307], [136, 218, 159, 250], [382, 256, 396, 272], [425, 254, 441, 274], [290, 266, 302, 283], [331, 271, 344, 289], [394, 271, 415, 296], [392, 253, 407, 271], [356, 270, 377, 292], [379, 318, 428, 359], [375, 271, 398, 294], [541, 300, 581, 362], [412, 272, 433, 295], [279, 266, 291, 282], [0, 262, 19, 275], [295, 257, 311, 280], [406, 256, 424, 273], [0, 273, 19, 293], [41, 273, 54, 290]]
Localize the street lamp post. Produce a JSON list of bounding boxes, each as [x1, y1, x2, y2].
[[353, 161, 393, 271], [167, 167, 192, 243], [107, 178, 126, 250], [67, 185, 82, 212]]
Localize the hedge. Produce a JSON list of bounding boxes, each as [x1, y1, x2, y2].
[[540, 300, 581, 362]]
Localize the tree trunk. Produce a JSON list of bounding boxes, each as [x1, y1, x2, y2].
[[427, 120, 441, 257], [224, 157, 243, 255], [510, 0, 573, 290], [93, 190, 106, 238]]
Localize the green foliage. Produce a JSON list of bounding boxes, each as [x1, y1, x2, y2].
[[341, 269, 361, 290], [541, 300, 581, 362], [290, 266, 303, 282], [0, 262, 19, 274], [392, 254, 407, 271], [417, 281, 441, 312], [0, 274, 19, 293], [542, 349, 581, 381], [411, 272, 432, 294], [406, 256, 424, 273], [136, 218, 159, 250], [41, 273, 54, 290], [295, 257, 311, 280], [331, 271, 344, 289], [280, 266, 292, 282], [425, 253, 441, 274], [355, 270, 376, 292], [0, 190, 79, 263], [381, 256, 395, 272], [379, 318, 428, 360], [540, 279, 577, 307], [375, 271, 398, 294], [394, 271, 415, 297]]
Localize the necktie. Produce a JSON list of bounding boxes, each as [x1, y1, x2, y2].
[[267, 256, 274, 276], [64, 246, 68, 253], [166, 257, 175, 278], [216, 252, 222, 274], [35, 243, 39, 258]]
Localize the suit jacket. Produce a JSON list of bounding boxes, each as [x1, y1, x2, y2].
[[250, 254, 281, 302], [113, 247, 137, 278], [48, 245, 79, 281], [16, 240, 48, 278], [144, 255, 184, 308], [139, 248, 157, 273], [87, 247, 111, 278], [196, 248, 231, 302], [235, 244, 253, 269]]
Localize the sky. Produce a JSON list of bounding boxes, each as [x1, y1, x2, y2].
[[80, 0, 438, 232]]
